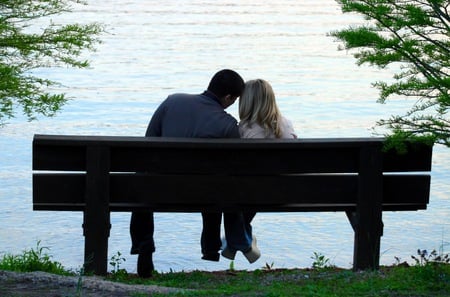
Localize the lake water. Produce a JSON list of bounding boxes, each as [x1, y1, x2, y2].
[[0, 0, 449, 274]]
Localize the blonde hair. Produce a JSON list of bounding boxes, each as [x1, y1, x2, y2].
[[239, 79, 283, 138]]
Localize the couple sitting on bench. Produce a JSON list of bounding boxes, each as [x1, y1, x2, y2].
[[130, 69, 297, 277]]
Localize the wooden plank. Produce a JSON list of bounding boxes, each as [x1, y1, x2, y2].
[[382, 142, 433, 172], [33, 173, 430, 211], [33, 136, 361, 173], [109, 174, 357, 204], [33, 135, 433, 173], [33, 143, 86, 171], [383, 174, 430, 205], [109, 146, 359, 174], [33, 134, 386, 147], [33, 174, 85, 209]]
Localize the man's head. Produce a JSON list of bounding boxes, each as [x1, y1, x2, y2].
[[207, 69, 245, 108]]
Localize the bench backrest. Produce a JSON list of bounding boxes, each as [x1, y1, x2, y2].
[[33, 134, 433, 212]]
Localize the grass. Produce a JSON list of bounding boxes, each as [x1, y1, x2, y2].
[[1, 242, 450, 296], [0, 241, 72, 276], [108, 264, 450, 297]]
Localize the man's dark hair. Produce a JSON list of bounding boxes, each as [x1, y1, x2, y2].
[[207, 69, 245, 98]]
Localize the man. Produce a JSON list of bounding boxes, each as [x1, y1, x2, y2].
[[130, 69, 259, 278]]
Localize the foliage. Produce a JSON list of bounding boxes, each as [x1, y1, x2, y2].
[[0, 240, 71, 275], [109, 251, 128, 280], [412, 248, 450, 266], [310, 252, 332, 270], [228, 260, 235, 272], [0, 0, 103, 125], [330, 0, 449, 147], [262, 261, 275, 271], [109, 251, 126, 273]]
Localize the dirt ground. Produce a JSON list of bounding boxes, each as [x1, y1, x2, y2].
[[0, 270, 187, 297]]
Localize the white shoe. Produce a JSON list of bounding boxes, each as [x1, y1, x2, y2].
[[243, 235, 261, 264]]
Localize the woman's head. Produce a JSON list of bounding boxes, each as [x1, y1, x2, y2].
[[239, 79, 282, 137]]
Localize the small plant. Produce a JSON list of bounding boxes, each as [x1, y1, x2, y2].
[[393, 256, 408, 266], [229, 260, 235, 271], [109, 251, 128, 279], [262, 262, 275, 271], [410, 248, 450, 283], [311, 252, 331, 270], [109, 251, 126, 273], [412, 249, 450, 266], [75, 266, 85, 297]]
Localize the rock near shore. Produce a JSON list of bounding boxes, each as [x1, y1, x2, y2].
[[0, 270, 187, 297]]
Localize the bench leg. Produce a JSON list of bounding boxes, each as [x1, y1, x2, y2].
[[83, 145, 111, 275], [83, 214, 111, 275], [347, 211, 383, 270], [350, 145, 384, 270]]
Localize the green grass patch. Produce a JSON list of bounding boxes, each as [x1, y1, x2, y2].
[[106, 264, 450, 297], [0, 241, 72, 276]]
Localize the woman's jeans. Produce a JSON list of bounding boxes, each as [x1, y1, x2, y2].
[[224, 212, 255, 252]]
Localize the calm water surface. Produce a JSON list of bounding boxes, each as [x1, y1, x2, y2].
[[0, 0, 449, 273]]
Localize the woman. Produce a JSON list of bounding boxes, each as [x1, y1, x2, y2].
[[239, 78, 297, 139], [221, 79, 297, 264]]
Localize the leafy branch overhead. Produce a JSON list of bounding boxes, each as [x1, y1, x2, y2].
[[331, 0, 449, 147], [0, 0, 103, 124]]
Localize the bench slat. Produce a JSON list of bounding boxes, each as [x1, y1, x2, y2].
[[382, 143, 433, 172], [33, 136, 433, 173], [33, 173, 430, 211]]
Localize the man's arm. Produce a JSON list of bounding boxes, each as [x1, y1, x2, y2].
[[145, 101, 166, 137]]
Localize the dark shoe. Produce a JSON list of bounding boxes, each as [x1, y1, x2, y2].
[[220, 238, 237, 260], [137, 244, 154, 278], [221, 246, 237, 260], [201, 252, 220, 261]]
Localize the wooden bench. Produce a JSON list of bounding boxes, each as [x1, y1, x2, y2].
[[32, 134, 433, 275]]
